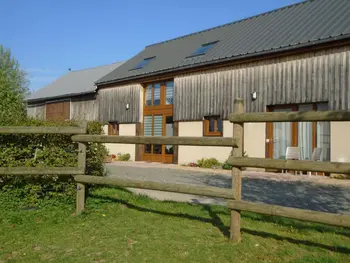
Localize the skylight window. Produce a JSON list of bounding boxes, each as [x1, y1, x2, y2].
[[132, 57, 155, 70], [188, 41, 218, 57]]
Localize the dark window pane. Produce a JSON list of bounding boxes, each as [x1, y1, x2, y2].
[[133, 57, 154, 70], [166, 81, 174, 105], [144, 144, 152, 153], [154, 83, 161, 106], [145, 85, 152, 106], [165, 145, 174, 154], [190, 42, 217, 57], [209, 118, 215, 132], [153, 144, 162, 154], [217, 119, 223, 132]]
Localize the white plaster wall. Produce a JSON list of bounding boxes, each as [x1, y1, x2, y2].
[[103, 124, 136, 161], [331, 122, 350, 163], [178, 121, 266, 165], [244, 123, 266, 158]]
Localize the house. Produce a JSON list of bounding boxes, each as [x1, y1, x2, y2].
[[27, 62, 124, 121], [94, 0, 350, 165]]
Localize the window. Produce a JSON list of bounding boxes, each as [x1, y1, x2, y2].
[[165, 81, 174, 105], [188, 41, 218, 57], [144, 81, 174, 106], [132, 57, 155, 70], [203, 116, 223, 137], [108, 122, 119, 136]]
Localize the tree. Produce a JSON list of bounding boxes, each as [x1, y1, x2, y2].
[[0, 44, 29, 125]]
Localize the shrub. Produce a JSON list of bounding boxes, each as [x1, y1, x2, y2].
[[222, 151, 248, 170], [197, 158, 222, 169], [118, 153, 131, 161], [0, 119, 107, 205]]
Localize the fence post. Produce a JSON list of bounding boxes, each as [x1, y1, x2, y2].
[[230, 98, 244, 243], [76, 122, 88, 215]]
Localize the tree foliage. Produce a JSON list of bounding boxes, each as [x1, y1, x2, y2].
[[0, 44, 29, 125]]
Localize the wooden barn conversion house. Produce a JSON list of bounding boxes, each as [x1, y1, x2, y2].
[[28, 0, 350, 167]]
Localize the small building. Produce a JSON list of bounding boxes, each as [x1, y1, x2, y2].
[[27, 62, 124, 121], [29, 0, 350, 166]]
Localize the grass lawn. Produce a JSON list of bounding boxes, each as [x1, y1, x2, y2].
[[0, 186, 349, 263]]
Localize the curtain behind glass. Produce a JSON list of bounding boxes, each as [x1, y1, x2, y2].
[[273, 108, 292, 159], [317, 103, 330, 161], [298, 104, 313, 160]]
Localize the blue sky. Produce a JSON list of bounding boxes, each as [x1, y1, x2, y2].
[[1, 0, 302, 92]]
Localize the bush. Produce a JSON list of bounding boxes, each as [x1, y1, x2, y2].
[[197, 158, 222, 169], [117, 153, 131, 161], [222, 151, 248, 170], [0, 119, 107, 205]]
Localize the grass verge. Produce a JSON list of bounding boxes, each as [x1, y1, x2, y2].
[[0, 186, 349, 263]]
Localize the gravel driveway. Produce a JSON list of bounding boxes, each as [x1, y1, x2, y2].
[[105, 162, 350, 214]]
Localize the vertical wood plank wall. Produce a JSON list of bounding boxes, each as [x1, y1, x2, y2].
[[27, 104, 46, 120], [98, 84, 142, 123], [174, 45, 350, 121], [71, 94, 99, 121]]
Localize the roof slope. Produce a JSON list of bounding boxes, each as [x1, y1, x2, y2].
[[28, 61, 124, 102], [97, 0, 350, 85]]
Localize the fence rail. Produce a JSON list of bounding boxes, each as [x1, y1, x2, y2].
[[227, 200, 350, 228], [72, 135, 237, 147], [229, 110, 350, 123], [74, 175, 234, 199], [0, 167, 84, 175], [0, 126, 86, 134], [1, 99, 350, 244], [227, 157, 350, 174]]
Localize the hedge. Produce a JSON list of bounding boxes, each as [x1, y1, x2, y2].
[[0, 119, 108, 205]]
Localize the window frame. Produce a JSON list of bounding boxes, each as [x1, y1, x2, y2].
[[131, 56, 155, 70], [187, 41, 219, 58], [203, 116, 223, 137], [143, 81, 174, 107], [108, 122, 119, 136]]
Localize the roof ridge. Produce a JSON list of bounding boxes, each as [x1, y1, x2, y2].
[[70, 61, 124, 73], [146, 0, 310, 48]]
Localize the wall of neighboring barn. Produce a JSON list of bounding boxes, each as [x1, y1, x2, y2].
[[177, 121, 265, 166], [27, 104, 46, 120], [174, 45, 350, 121], [98, 84, 142, 123], [71, 94, 99, 121], [103, 124, 136, 161]]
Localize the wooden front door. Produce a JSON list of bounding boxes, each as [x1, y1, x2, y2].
[[142, 81, 174, 163]]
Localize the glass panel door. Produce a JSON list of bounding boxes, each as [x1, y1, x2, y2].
[[298, 104, 313, 160], [165, 116, 174, 155], [153, 115, 163, 154], [273, 108, 293, 159], [317, 103, 330, 161]]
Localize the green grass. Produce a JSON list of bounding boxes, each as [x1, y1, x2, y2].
[[0, 187, 349, 263]]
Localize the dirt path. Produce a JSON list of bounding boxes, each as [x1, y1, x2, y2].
[[105, 162, 350, 214]]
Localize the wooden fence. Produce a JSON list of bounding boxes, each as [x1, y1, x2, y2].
[[1, 99, 350, 244]]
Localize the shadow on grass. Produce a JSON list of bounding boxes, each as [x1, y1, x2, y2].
[[89, 193, 350, 254]]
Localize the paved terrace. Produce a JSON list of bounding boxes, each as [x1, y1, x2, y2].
[[105, 162, 350, 214]]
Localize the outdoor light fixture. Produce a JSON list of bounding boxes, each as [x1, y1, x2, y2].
[[126, 103, 130, 110], [251, 91, 257, 101]]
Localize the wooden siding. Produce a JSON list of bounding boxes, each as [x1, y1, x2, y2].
[[98, 84, 142, 123], [27, 104, 45, 120], [46, 101, 70, 121], [71, 94, 99, 121], [174, 45, 350, 121]]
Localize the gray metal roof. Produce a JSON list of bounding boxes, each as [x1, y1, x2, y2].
[[28, 61, 124, 102], [97, 0, 350, 85]]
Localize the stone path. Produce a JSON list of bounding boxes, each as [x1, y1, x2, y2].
[[105, 162, 350, 214]]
